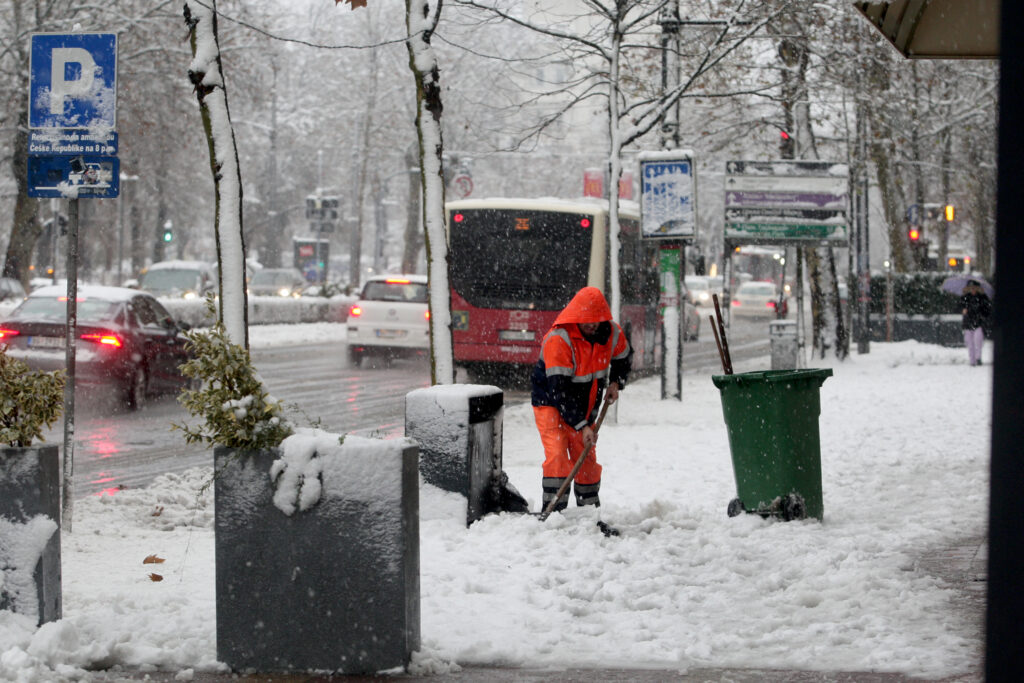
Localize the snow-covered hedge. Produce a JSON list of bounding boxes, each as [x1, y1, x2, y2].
[[161, 294, 355, 328]]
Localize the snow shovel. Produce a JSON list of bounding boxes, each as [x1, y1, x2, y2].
[[537, 397, 612, 522]]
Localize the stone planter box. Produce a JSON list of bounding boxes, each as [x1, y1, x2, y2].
[[0, 445, 61, 625], [213, 436, 419, 674]]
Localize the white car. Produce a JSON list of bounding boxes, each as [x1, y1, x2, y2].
[[731, 281, 788, 319], [684, 276, 713, 307], [346, 275, 430, 367]]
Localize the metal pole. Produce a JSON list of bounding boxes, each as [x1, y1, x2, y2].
[[885, 260, 893, 342], [659, 0, 681, 150], [856, 105, 871, 354], [51, 199, 59, 283], [61, 198, 80, 532], [117, 177, 125, 285]]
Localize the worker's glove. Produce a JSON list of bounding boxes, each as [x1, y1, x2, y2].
[[581, 425, 597, 451]]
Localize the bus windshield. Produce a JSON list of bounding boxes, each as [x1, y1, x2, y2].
[[449, 208, 592, 309]]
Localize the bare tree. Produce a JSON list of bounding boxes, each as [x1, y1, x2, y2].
[[452, 0, 797, 318], [184, 0, 249, 347]]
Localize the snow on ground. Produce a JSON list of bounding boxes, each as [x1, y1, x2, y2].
[[0, 336, 989, 681]]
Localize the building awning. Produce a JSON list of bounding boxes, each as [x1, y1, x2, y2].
[[854, 0, 999, 59]]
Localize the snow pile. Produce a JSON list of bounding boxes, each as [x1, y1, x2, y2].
[[0, 340, 988, 680], [0, 516, 58, 619], [270, 429, 417, 515]]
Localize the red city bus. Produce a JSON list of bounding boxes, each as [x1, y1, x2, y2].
[[447, 197, 662, 384]]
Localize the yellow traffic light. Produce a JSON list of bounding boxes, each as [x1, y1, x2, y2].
[[944, 204, 955, 221], [948, 257, 958, 267]]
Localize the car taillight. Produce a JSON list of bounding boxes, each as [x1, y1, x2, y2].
[[81, 332, 123, 348], [767, 301, 777, 309], [425, 310, 430, 320], [348, 305, 362, 318], [731, 300, 740, 307], [0, 328, 20, 340]]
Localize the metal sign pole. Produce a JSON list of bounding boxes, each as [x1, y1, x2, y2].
[[61, 197, 79, 532]]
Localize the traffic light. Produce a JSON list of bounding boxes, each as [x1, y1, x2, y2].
[[162, 227, 174, 243], [779, 130, 794, 158], [944, 204, 955, 221], [908, 226, 921, 242]]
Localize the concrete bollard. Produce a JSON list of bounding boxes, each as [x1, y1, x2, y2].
[[0, 445, 61, 625], [213, 435, 420, 674], [405, 384, 510, 525]]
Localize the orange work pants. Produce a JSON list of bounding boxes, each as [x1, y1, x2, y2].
[[533, 405, 602, 484]]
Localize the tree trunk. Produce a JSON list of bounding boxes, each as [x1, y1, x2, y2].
[[2, 105, 42, 289], [184, 0, 249, 348], [606, 17, 624, 321], [406, 0, 454, 385], [401, 143, 423, 274], [828, 248, 848, 359], [804, 247, 825, 358]]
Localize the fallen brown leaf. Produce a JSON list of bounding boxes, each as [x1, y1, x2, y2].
[[151, 506, 164, 517], [148, 573, 163, 582], [143, 554, 165, 565]]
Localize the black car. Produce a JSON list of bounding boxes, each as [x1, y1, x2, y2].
[[0, 285, 192, 409]]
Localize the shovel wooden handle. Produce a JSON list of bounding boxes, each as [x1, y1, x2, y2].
[[538, 398, 611, 522]]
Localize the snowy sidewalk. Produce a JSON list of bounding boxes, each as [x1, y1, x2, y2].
[[1, 341, 989, 682]]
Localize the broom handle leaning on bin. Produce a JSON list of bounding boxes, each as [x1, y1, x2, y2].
[[712, 294, 733, 375], [710, 315, 730, 375], [538, 398, 611, 522]]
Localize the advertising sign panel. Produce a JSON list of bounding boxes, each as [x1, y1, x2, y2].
[[639, 151, 696, 240]]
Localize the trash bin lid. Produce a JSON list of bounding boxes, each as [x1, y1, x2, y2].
[[711, 368, 832, 389]]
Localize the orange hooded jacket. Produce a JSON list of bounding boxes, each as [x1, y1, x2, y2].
[[530, 287, 633, 430]]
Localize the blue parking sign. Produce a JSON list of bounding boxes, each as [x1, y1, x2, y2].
[[29, 33, 117, 129]]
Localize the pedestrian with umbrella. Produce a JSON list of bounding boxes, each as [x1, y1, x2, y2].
[[943, 276, 993, 366]]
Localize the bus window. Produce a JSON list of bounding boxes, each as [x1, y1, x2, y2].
[[449, 208, 592, 310]]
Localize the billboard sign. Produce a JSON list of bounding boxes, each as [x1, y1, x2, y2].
[[724, 160, 849, 245]]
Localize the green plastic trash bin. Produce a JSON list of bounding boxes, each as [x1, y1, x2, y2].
[[712, 368, 832, 521]]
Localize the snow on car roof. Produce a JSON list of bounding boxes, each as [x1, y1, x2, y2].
[[29, 284, 145, 302]]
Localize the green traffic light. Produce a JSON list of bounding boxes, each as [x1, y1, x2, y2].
[[163, 231, 173, 242]]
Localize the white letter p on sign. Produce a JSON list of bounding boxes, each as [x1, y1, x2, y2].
[[49, 47, 96, 115]]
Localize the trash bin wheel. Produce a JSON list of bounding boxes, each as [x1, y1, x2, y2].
[[781, 493, 806, 521], [727, 498, 746, 518]]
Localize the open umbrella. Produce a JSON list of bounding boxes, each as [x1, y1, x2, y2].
[[941, 275, 994, 299]]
